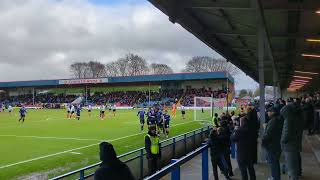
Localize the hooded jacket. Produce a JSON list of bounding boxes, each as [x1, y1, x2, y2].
[[262, 113, 284, 155], [94, 142, 135, 180], [280, 103, 304, 152]]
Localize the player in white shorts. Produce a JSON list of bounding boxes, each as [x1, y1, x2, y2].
[[88, 104, 92, 117], [8, 105, 13, 115]]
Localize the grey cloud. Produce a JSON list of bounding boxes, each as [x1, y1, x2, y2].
[[0, 0, 257, 89]]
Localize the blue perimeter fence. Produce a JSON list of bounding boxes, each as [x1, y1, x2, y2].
[[51, 125, 235, 180]]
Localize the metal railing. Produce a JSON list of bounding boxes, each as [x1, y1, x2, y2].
[[145, 143, 210, 180], [50, 126, 212, 180]]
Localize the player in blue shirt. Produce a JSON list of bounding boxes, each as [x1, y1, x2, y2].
[[147, 107, 156, 127], [76, 105, 81, 120], [137, 109, 145, 131], [155, 108, 163, 135], [18, 107, 27, 123], [163, 110, 171, 138]]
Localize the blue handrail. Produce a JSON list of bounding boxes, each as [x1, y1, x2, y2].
[[50, 126, 211, 180], [144, 144, 209, 180]]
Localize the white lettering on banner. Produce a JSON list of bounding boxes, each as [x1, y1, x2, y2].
[[59, 78, 108, 85]]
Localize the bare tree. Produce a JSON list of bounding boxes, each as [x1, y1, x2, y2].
[[70, 62, 89, 78], [184, 56, 239, 76], [105, 54, 149, 76], [150, 63, 174, 74], [105, 61, 120, 77], [125, 54, 149, 76], [87, 61, 106, 78]]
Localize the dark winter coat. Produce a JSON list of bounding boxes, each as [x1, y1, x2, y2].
[[280, 103, 304, 152], [231, 122, 254, 162], [262, 113, 284, 154], [94, 142, 135, 180], [302, 102, 314, 129]]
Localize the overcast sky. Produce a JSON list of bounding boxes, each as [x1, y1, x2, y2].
[[0, 0, 257, 90]]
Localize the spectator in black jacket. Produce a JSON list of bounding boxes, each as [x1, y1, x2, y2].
[[94, 142, 135, 180], [262, 107, 284, 180], [246, 105, 260, 164], [208, 128, 231, 180], [231, 116, 256, 180], [281, 99, 304, 180], [302, 97, 314, 135], [220, 120, 234, 177]]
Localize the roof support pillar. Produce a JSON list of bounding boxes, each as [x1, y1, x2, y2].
[[258, 19, 266, 124], [273, 69, 278, 102], [32, 88, 35, 106]]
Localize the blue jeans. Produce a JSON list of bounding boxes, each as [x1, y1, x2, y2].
[[267, 151, 281, 180], [237, 160, 256, 180], [283, 151, 300, 180]]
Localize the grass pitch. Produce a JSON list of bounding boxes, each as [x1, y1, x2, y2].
[[0, 109, 212, 179]]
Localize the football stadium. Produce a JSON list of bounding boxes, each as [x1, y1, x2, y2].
[[0, 72, 235, 179], [2, 0, 320, 180]]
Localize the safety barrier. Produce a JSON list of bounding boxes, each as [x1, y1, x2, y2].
[[50, 126, 212, 180], [144, 143, 210, 180]]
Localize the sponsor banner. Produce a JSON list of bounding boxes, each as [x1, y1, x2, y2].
[[213, 98, 227, 108], [83, 106, 134, 110], [23, 105, 43, 109], [59, 78, 108, 85], [181, 106, 236, 110]]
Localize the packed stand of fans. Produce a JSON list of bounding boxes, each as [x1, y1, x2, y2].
[[0, 88, 227, 107]]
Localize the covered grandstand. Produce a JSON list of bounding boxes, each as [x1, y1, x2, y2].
[[0, 72, 234, 108]]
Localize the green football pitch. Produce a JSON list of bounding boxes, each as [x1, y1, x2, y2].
[[0, 109, 213, 179]]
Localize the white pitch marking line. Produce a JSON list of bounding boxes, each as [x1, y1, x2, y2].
[[0, 135, 104, 141], [0, 132, 145, 169], [70, 152, 82, 155], [0, 120, 198, 169], [0, 121, 196, 141]]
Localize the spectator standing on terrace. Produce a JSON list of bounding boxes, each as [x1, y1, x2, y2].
[[302, 97, 314, 135], [213, 113, 220, 127], [231, 116, 256, 180], [208, 128, 231, 180], [220, 120, 234, 177], [280, 98, 304, 180], [246, 103, 259, 164], [145, 126, 161, 175], [262, 107, 284, 180], [94, 142, 135, 180]]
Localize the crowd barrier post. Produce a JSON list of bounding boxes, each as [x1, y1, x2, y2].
[[184, 134, 187, 154], [173, 137, 176, 158], [171, 159, 180, 180], [140, 149, 144, 179], [201, 143, 209, 180], [79, 170, 84, 180]]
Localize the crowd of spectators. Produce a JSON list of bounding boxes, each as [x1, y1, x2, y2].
[[207, 91, 320, 180], [0, 88, 227, 107]]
